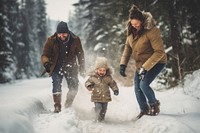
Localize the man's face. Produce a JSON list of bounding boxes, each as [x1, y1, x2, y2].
[[97, 67, 107, 77], [57, 33, 68, 41]]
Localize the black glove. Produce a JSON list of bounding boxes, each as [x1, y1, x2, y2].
[[114, 90, 119, 96], [139, 67, 147, 80], [44, 62, 51, 73], [120, 65, 127, 77]]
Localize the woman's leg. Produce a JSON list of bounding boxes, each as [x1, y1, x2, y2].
[[140, 63, 165, 104], [134, 72, 149, 113]]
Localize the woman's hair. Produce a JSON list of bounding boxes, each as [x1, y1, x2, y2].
[[129, 11, 144, 22], [126, 4, 145, 36]]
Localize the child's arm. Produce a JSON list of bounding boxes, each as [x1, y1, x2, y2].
[[108, 76, 119, 95], [85, 78, 95, 91]]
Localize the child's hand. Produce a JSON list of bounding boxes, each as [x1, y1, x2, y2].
[[87, 84, 94, 91], [114, 90, 119, 96]]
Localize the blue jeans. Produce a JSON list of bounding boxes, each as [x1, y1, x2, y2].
[[134, 63, 165, 112], [94, 102, 108, 120], [51, 70, 79, 94]]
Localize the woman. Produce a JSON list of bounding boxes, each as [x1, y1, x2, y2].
[[120, 5, 167, 119]]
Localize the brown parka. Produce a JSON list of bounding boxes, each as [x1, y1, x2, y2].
[[41, 32, 85, 76], [85, 68, 119, 103], [120, 12, 167, 71]]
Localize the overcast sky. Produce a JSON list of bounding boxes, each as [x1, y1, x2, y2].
[[45, 0, 78, 21]]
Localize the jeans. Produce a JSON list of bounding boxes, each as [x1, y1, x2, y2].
[[94, 102, 108, 120], [134, 63, 165, 112], [51, 69, 79, 94]]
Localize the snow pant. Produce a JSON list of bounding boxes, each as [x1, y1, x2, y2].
[[94, 102, 108, 121], [51, 69, 79, 108], [134, 63, 165, 112]]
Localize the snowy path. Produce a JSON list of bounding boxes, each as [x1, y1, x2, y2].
[[1, 76, 200, 133]]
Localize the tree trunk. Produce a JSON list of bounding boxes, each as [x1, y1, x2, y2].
[[168, 1, 185, 81]]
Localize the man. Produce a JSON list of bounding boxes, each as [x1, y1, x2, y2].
[[41, 21, 85, 113]]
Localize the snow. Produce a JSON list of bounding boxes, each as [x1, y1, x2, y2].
[[45, 0, 78, 21], [1, 70, 200, 133]]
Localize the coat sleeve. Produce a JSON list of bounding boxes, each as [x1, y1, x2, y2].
[[85, 77, 95, 91], [41, 38, 52, 65], [76, 37, 85, 73], [120, 37, 132, 66], [143, 27, 166, 71], [108, 76, 119, 92]]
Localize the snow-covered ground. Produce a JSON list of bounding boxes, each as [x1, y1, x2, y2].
[[1, 70, 200, 133]]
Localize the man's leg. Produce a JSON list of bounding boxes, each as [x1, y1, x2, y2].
[[52, 72, 63, 113], [64, 72, 79, 108]]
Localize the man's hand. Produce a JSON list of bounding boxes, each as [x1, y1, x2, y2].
[[120, 65, 127, 77], [139, 67, 147, 80], [44, 62, 51, 73]]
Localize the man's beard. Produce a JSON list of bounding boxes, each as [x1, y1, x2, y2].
[[59, 36, 68, 42]]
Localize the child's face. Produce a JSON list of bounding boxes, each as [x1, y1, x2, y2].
[[97, 67, 107, 77]]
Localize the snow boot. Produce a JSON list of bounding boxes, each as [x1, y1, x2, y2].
[[98, 113, 105, 122], [53, 94, 61, 113], [149, 100, 160, 116], [136, 105, 150, 119], [136, 109, 150, 119]]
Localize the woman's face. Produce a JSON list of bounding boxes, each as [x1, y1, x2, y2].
[[131, 19, 142, 31]]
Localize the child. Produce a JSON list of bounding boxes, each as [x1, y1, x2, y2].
[[85, 57, 119, 122]]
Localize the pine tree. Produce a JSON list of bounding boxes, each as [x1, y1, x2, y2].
[[0, 0, 15, 83]]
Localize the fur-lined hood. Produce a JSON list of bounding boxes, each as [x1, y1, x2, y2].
[[87, 57, 113, 77], [142, 11, 156, 30]]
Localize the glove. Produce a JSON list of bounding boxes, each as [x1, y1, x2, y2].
[[120, 65, 127, 77], [87, 84, 94, 91], [139, 67, 147, 80], [114, 90, 119, 96], [44, 62, 51, 73]]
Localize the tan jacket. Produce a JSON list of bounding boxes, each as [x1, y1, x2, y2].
[[120, 12, 167, 71], [41, 32, 85, 76], [85, 69, 119, 103]]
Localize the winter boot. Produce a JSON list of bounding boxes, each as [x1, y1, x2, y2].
[[98, 112, 105, 122], [136, 107, 150, 119], [149, 100, 160, 116], [53, 94, 61, 113], [64, 89, 77, 108]]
